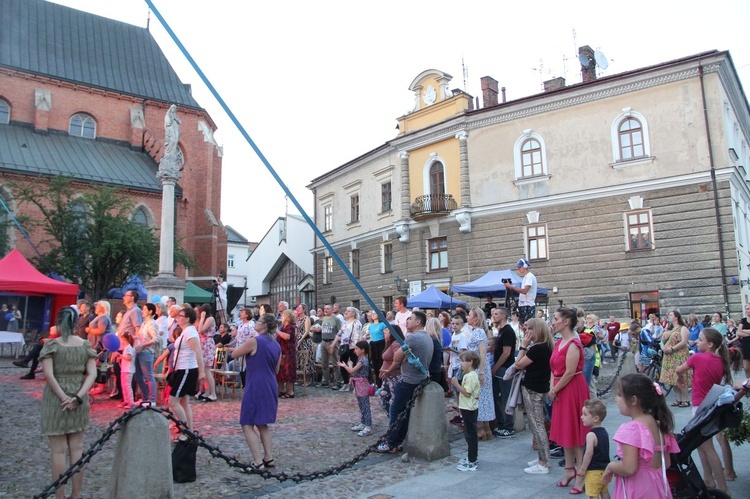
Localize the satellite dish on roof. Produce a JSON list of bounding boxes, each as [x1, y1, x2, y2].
[[594, 50, 609, 70], [579, 53, 592, 68]]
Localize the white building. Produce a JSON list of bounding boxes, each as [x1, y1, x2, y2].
[[223, 225, 254, 311], [245, 215, 315, 308]]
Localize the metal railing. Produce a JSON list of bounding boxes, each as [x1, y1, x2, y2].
[[409, 194, 457, 219]]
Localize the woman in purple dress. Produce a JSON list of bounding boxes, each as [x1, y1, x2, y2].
[[231, 313, 281, 470]]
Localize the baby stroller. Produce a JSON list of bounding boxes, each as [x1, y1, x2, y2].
[[667, 384, 744, 498]]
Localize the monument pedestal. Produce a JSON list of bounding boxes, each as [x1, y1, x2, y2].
[[146, 273, 187, 304]]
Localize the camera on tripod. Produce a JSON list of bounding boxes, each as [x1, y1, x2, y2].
[[501, 278, 512, 284]]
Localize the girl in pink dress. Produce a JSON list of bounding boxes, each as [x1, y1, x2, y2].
[[675, 327, 733, 495], [603, 373, 679, 498], [549, 307, 590, 489]]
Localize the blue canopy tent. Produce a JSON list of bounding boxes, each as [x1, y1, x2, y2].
[[450, 270, 548, 298], [406, 285, 467, 309], [107, 276, 148, 300]]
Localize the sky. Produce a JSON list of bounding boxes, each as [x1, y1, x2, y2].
[[51, 0, 750, 243]]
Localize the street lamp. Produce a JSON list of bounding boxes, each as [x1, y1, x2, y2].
[[395, 276, 407, 293]]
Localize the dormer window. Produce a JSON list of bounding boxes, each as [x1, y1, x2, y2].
[[0, 99, 10, 124]]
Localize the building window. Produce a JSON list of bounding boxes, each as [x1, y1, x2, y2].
[[618, 118, 644, 160], [323, 256, 333, 284], [352, 299, 360, 311], [521, 139, 543, 177], [69, 113, 96, 139], [228, 254, 235, 268], [350, 194, 360, 223], [513, 131, 549, 182], [382, 242, 393, 273], [0, 99, 10, 124], [610, 109, 652, 164], [625, 209, 654, 251], [381, 182, 392, 212], [131, 207, 149, 227], [351, 249, 360, 278], [383, 295, 393, 313], [428, 237, 448, 271], [324, 205, 332, 232], [526, 224, 548, 261]]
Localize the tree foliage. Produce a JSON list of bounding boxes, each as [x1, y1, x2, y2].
[[9, 176, 160, 298]]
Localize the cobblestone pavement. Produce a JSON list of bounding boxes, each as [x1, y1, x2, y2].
[[0, 358, 465, 498]]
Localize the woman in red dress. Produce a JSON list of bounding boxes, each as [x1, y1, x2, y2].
[[548, 307, 590, 490], [276, 309, 297, 398]]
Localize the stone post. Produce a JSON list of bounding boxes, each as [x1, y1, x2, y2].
[[404, 382, 450, 460], [110, 410, 173, 498]]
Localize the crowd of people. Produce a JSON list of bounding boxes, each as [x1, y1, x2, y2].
[[11, 257, 750, 499]]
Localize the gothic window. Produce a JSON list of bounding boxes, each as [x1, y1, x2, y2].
[[0, 99, 10, 124], [131, 207, 149, 227], [69, 113, 96, 139]]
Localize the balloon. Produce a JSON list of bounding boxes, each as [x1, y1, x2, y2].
[[160, 296, 168, 304], [102, 333, 121, 352], [151, 294, 161, 303]]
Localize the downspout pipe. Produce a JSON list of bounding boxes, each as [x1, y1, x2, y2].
[[699, 62, 730, 317]]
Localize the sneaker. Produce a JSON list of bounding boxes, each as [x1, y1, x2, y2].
[[12, 360, 28, 368], [549, 446, 564, 458], [376, 442, 392, 453], [495, 429, 516, 439], [351, 423, 366, 432], [332, 383, 342, 391], [194, 392, 203, 400], [457, 461, 478, 472], [20, 372, 35, 380], [458, 457, 471, 466], [524, 463, 549, 475], [527, 459, 538, 467], [357, 427, 372, 437], [317, 382, 329, 388], [339, 384, 350, 392]]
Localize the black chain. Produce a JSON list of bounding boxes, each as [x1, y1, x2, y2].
[[596, 353, 626, 397], [35, 379, 430, 497]]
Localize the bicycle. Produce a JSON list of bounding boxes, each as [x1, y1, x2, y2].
[[642, 344, 673, 396]]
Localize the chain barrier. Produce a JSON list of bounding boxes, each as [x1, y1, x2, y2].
[[35, 379, 430, 498], [596, 352, 626, 397]]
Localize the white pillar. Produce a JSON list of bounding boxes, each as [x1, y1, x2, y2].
[[158, 180, 176, 276]]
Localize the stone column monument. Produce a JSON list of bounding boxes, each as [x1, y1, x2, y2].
[[146, 104, 186, 302]]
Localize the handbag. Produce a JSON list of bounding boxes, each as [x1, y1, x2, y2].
[[338, 343, 350, 357], [166, 337, 184, 385], [352, 377, 370, 397], [171, 438, 198, 483]]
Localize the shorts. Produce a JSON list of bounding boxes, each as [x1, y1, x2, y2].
[[168, 368, 199, 398], [585, 470, 608, 497]]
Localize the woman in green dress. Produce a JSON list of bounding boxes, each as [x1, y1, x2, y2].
[[40, 307, 97, 499]]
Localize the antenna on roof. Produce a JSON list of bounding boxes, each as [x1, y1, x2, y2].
[[146, 9, 151, 31], [462, 55, 468, 93]]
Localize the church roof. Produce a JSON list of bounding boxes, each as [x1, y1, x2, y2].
[[0, 123, 167, 193], [0, 0, 200, 109]]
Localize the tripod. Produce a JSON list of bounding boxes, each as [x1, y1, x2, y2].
[[504, 285, 519, 317]]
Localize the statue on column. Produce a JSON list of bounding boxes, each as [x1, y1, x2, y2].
[[158, 104, 182, 182]]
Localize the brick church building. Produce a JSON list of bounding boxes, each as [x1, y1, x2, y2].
[[0, 0, 227, 287]]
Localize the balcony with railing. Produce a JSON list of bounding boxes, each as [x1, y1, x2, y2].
[[410, 193, 457, 220]]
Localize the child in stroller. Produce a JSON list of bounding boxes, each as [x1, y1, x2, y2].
[[667, 383, 747, 498]]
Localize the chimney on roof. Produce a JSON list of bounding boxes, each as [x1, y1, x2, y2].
[[543, 77, 566, 92], [480, 76, 499, 108], [501, 86, 506, 103], [579, 45, 596, 83]]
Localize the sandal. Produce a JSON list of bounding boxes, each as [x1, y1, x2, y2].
[[250, 462, 266, 471], [678, 401, 691, 408], [262, 458, 276, 468], [281, 393, 295, 399], [557, 467, 577, 487], [670, 401, 681, 407]]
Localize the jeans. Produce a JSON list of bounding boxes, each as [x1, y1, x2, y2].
[[134, 350, 156, 402], [461, 408, 478, 463], [386, 381, 420, 448], [582, 346, 595, 386], [319, 339, 342, 384], [598, 342, 611, 359], [492, 367, 514, 431]]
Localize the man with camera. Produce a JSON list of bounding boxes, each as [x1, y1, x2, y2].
[[504, 259, 537, 325], [212, 273, 228, 320]]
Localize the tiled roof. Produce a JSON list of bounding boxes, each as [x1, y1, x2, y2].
[[224, 225, 249, 244], [0, 0, 200, 108], [0, 123, 166, 193]]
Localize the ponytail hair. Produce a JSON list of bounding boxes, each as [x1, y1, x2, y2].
[[618, 373, 674, 434], [57, 307, 77, 338], [702, 328, 733, 386]]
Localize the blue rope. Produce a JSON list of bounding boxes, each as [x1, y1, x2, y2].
[[144, 1, 427, 375]]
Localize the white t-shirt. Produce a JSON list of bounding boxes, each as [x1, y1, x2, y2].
[[173, 326, 200, 370], [121, 345, 136, 374], [449, 331, 469, 376], [394, 310, 411, 334], [614, 331, 630, 353], [519, 272, 538, 306]]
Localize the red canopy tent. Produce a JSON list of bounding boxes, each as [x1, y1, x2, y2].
[[0, 249, 79, 330]]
